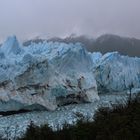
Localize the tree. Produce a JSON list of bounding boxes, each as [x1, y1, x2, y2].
[[128, 83, 134, 104]]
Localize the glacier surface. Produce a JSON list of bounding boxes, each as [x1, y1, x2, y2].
[[0, 36, 139, 112], [0, 36, 99, 111]]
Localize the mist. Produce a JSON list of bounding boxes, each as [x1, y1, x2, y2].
[[0, 0, 140, 41]]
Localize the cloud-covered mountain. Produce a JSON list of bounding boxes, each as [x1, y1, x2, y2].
[[51, 34, 140, 57], [23, 34, 140, 57], [93, 34, 140, 57]]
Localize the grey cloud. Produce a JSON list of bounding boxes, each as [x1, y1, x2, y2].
[[0, 0, 140, 41]]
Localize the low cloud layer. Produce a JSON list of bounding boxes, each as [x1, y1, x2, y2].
[[0, 0, 140, 41]]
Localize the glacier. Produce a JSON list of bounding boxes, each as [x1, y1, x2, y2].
[[0, 36, 139, 112], [0, 36, 99, 111], [94, 52, 140, 93], [0, 93, 129, 139]]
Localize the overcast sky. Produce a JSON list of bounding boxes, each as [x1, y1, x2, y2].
[[0, 0, 140, 41]]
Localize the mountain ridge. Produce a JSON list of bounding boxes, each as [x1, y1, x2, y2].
[[23, 34, 140, 57]]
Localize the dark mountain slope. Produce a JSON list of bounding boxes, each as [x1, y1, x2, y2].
[[23, 34, 140, 57]]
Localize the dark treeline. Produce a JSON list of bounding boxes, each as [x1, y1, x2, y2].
[[18, 94, 140, 140]]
